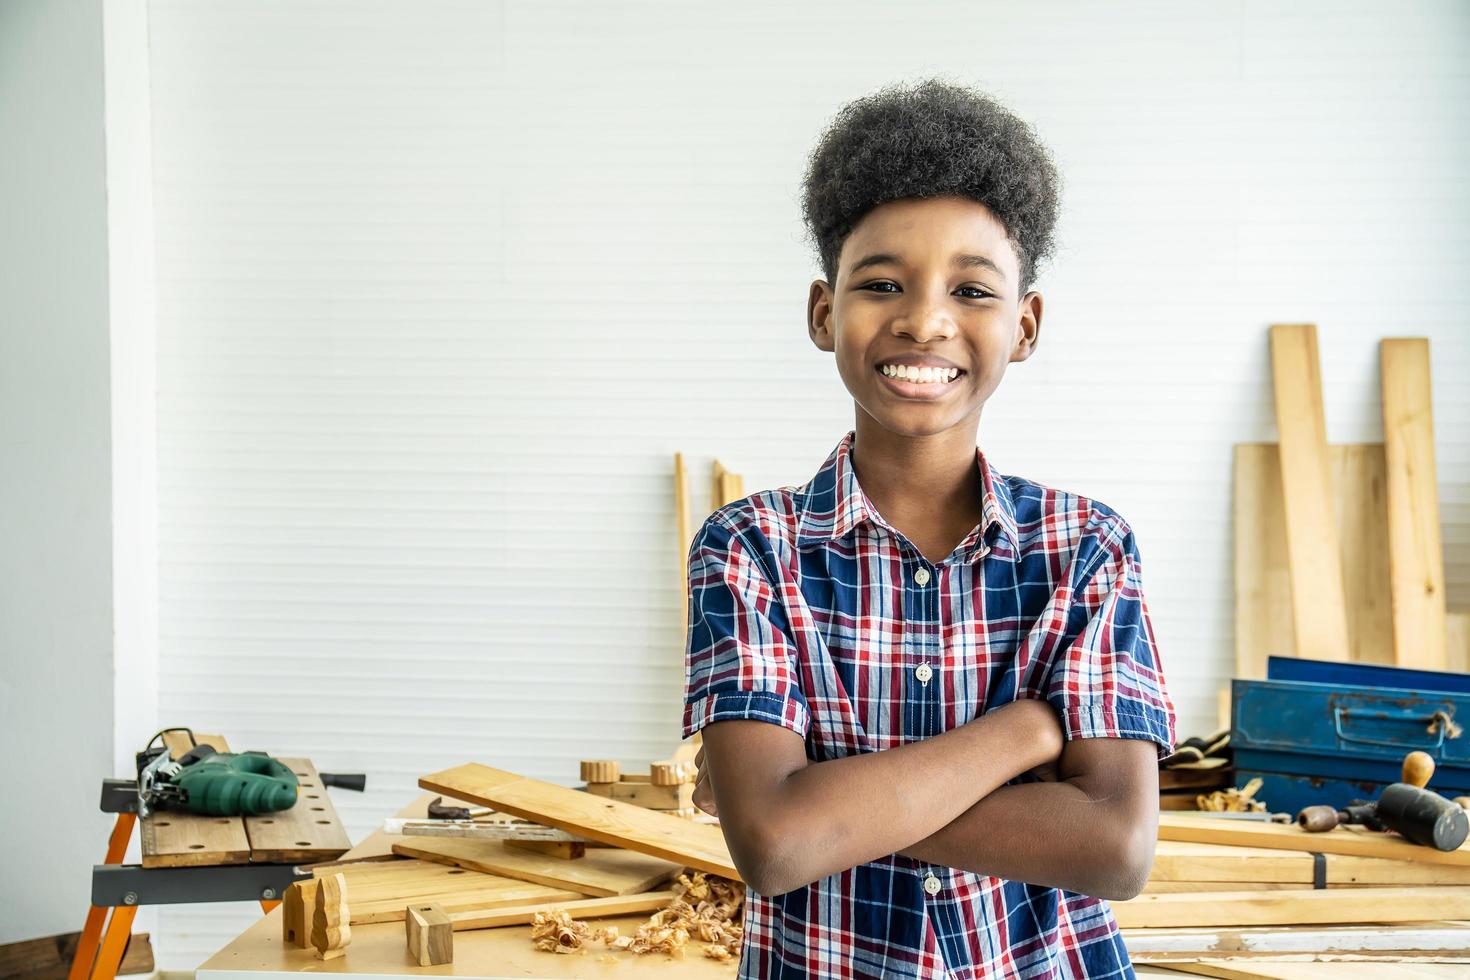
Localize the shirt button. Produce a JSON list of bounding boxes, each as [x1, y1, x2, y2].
[[914, 567, 931, 587], [923, 874, 942, 896], [914, 663, 933, 683]]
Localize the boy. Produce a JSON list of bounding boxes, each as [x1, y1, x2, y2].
[[682, 78, 1176, 979]]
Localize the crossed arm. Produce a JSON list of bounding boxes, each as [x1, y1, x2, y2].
[[692, 706, 1160, 899]]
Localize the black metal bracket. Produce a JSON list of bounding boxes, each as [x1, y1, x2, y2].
[[91, 863, 310, 906], [101, 779, 140, 814]]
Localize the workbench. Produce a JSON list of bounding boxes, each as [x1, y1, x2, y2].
[[196, 793, 738, 980]]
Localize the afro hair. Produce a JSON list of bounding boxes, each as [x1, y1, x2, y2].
[[800, 77, 1061, 295]]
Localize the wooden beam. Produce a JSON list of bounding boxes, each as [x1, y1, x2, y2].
[[1113, 885, 1470, 928], [1268, 323, 1350, 662], [391, 836, 682, 897], [445, 889, 678, 931], [1158, 813, 1470, 867], [1380, 337, 1447, 670]]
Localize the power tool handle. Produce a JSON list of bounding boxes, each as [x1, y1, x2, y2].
[[320, 772, 367, 792]]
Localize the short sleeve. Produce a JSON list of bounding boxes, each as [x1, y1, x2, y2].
[[681, 513, 811, 741], [1045, 516, 1177, 759]]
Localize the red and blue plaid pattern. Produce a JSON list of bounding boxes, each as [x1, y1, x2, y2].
[[682, 429, 1176, 979]]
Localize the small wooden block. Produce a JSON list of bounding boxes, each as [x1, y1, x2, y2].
[[580, 760, 619, 784], [649, 762, 684, 786], [584, 781, 694, 810], [282, 878, 318, 948], [311, 872, 351, 960], [406, 903, 453, 966], [504, 839, 586, 860]]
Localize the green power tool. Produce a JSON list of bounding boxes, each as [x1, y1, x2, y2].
[[136, 729, 298, 817]]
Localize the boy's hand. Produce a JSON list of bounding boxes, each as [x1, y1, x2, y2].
[[692, 741, 717, 817]]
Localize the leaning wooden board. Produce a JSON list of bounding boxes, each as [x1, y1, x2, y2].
[[1162, 960, 1470, 979], [1157, 813, 1470, 867], [1381, 337, 1448, 671], [419, 763, 738, 880], [1234, 443, 1393, 676], [1234, 442, 1470, 677], [394, 835, 683, 896], [141, 752, 351, 868], [1268, 323, 1351, 664], [1113, 885, 1470, 928]]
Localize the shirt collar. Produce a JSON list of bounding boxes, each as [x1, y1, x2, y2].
[[795, 429, 1019, 563]]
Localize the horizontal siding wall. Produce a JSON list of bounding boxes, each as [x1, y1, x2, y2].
[[146, 0, 1470, 966]]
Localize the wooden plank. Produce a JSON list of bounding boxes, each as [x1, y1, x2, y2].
[[1235, 443, 1394, 676], [1164, 960, 1470, 979], [1122, 921, 1470, 957], [1381, 337, 1448, 670], [503, 839, 586, 860], [393, 836, 682, 897], [419, 763, 738, 879], [1151, 839, 1470, 885], [0, 930, 153, 979], [1268, 323, 1350, 662], [308, 858, 582, 925], [1113, 885, 1470, 928], [244, 757, 351, 863], [1234, 444, 1294, 679], [1335, 443, 1395, 665], [1450, 610, 1470, 673], [445, 889, 678, 931], [1157, 813, 1470, 867], [140, 810, 250, 869]]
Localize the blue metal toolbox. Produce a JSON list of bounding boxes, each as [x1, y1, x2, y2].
[[1231, 656, 1470, 815]]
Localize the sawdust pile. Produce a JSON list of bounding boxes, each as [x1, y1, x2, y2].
[[1197, 776, 1267, 813], [530, 871, 745, 962]]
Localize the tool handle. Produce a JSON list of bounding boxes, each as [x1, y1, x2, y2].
[[1296, 805, 1342, 833], [1402, 750, 1435, 788], [320, 772, 367, 792]]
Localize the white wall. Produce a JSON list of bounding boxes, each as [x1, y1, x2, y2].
[[141, 0, 1470, 965], [0, 0, 116, 946]]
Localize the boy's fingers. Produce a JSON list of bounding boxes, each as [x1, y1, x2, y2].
[[692, 769, 717, 816]]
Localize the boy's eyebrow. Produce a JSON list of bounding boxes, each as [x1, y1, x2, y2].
[[848, 251, 1007, 281]]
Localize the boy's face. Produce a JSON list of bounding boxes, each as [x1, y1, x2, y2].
[[807, 195, 1041, 440]]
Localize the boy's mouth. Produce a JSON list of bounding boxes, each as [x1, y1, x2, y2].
[[873, 361, 966, 399]]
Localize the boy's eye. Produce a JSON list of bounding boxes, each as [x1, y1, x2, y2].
[[861, 281, 994, 300], [954, 285, 994, 300]]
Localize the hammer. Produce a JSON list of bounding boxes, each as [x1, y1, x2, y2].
[[1297, 751, 1469, 851]]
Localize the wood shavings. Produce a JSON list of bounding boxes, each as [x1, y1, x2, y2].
[[529, 871, 745, 963], [1197, 776, 1267, 813]]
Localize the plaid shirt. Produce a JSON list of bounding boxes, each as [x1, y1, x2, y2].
[[682, 429, 1176, 979]]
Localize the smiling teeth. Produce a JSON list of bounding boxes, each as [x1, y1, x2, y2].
[[882, 364, 960, 383]]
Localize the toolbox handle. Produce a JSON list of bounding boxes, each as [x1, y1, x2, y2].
[[1332, 704, 1451, 751]]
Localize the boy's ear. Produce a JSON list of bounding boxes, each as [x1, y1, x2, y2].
[[1011, 290, 1043, 362], [807, 278, 835, 352]]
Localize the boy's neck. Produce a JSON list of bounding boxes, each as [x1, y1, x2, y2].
[[848, 416, 986, 552]]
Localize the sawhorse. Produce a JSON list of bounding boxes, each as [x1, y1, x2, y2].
[[68, 780, 309, 980]]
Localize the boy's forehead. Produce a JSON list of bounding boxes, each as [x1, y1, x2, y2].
[[839, 196, 1019, 284]]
